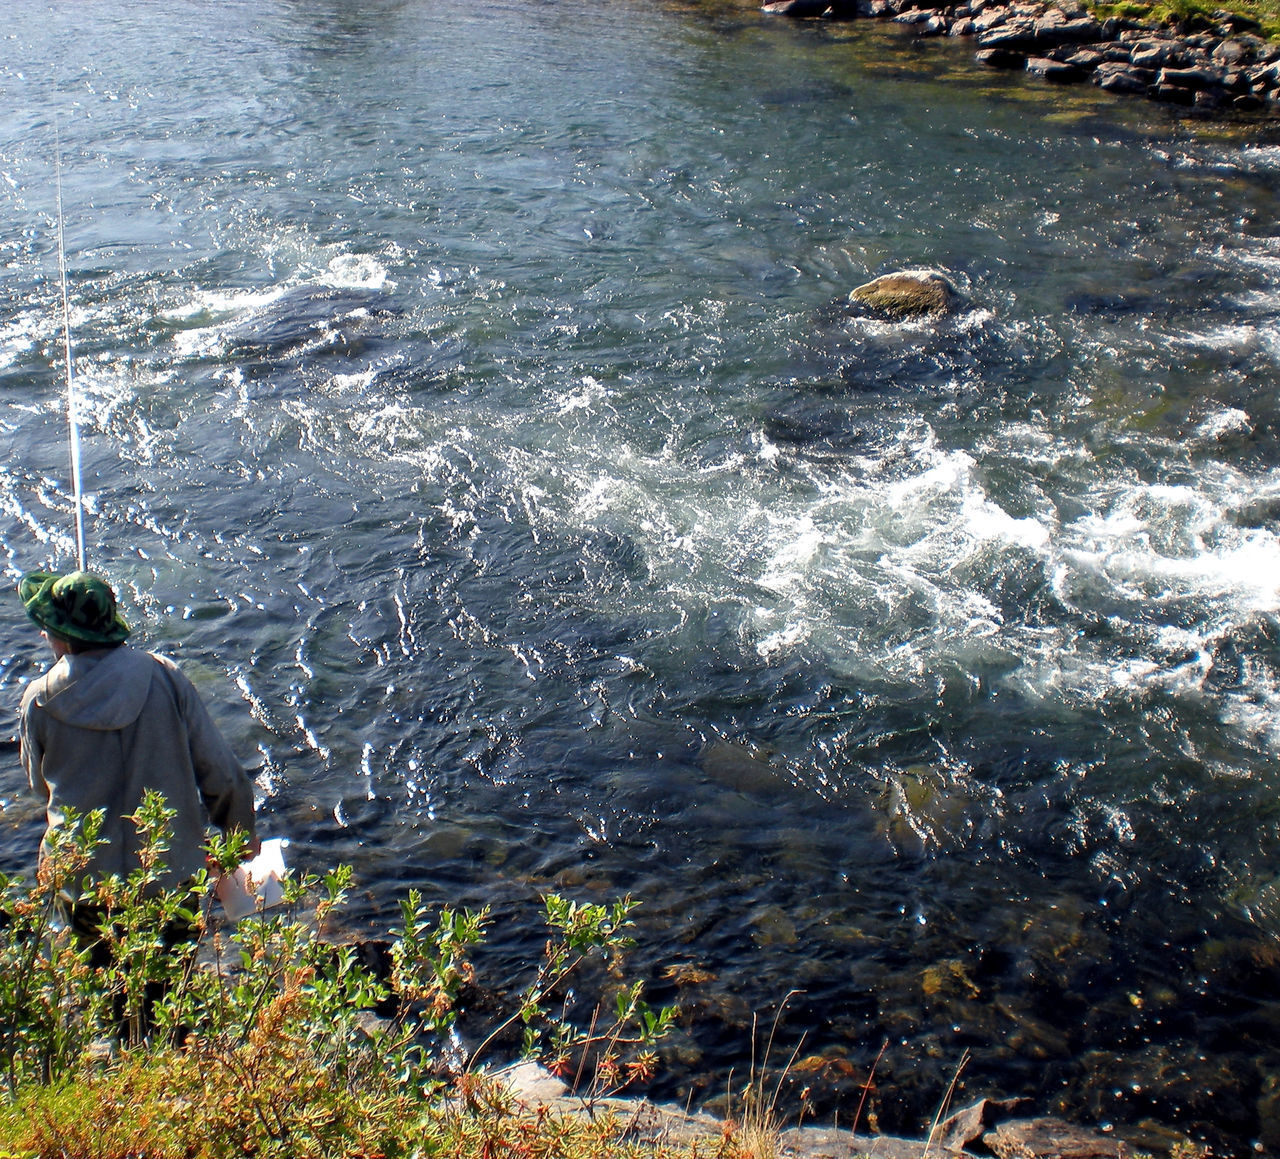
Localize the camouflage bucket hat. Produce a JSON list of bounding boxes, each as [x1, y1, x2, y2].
[[18, 570, 131, 647]]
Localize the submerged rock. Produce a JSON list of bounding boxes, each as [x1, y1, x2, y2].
[[847, 270, 961, 319], [749, 903, 799, 946], [226, 283, 396, 355], [219, 282, 400, 384], [762, 0, 859, 16], [700, 737, 787, 796]]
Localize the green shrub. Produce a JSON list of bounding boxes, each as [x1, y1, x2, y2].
[[0, 791, 676, 1158]]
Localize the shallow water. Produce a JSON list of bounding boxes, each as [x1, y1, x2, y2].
[[3, 0, 1280, 1150]]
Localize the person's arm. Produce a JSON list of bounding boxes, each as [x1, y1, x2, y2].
[[157, 658, 258, 849], [19, 690, 48, 804]]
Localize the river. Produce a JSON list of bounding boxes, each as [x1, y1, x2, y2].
[[3, 0, 1280, 1151]]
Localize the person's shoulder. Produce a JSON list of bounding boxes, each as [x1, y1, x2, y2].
[[19, 659, 69, 712], [93, 642, 170, 680], [145, 650, 180, 672], [19, 673, 49, 712], [142, 651, 201, 697], [143, 650, 190, 684]]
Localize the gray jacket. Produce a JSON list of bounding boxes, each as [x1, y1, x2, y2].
[[21, 644, 257, 889]]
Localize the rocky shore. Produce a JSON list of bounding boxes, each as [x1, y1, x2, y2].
[[503, 1062, 1136, 1159], [763, 0, 1280, 115]]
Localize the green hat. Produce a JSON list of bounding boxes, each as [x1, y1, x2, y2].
[[18, 570, 131, 647]]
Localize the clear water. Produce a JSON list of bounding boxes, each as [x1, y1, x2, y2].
[[3, 0, 1280, 1150]]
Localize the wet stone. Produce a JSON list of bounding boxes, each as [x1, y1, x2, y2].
[[1064, 48, 1108, 68], [1094, 63, 1156, 93], [1250, 60, 1280, 87], [762, 0, 833, 14], [995, 998, 1072, 1059], [680, 986, 753, 1028], [420, 823, 471, 861], [977, 46, 1029, 68], [779, 1126, 923, 1159], [1026, 56, 1089, 81], [972, 7, 1010, 31], [983, 1117, 1131, 1158], [773, 0, 1280, 127], [847, 270, 961, 319], [749, 903, 799, 946], [1033, 15, 1104, 44], [978, 23, 1044, 51], [932, 1097, 1034, 1152], [1159, 64, 1228, 88], [920, 957, 982, 1002], [1212, 35, 1264, 64], [1130, 41, 1187, 69]]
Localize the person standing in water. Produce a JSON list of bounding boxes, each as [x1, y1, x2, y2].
[[16, 569, 257, 945]]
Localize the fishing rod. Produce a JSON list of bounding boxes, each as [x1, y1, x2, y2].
[[53, 122, 88, 572]]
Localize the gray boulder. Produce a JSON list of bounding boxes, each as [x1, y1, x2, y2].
[[1026, 55, 1090, 81], [1094, 61, 1156, 92]]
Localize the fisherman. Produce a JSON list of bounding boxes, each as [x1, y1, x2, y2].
[[16, 569, 257, 951]]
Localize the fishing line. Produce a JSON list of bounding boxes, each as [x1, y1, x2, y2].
[[53, 119, 88, 572]]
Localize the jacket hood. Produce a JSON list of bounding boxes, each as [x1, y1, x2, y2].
[[29, 644, 154, 731]]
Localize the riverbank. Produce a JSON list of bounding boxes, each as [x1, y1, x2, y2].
[[761, 0, 1280, 114], [500, 1061, 1140, 1159]]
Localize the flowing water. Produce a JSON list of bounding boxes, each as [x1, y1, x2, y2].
[[4, 0, 1280, 1150]]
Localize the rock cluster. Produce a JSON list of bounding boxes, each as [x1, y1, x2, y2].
[[763, 0, 1280, 114]]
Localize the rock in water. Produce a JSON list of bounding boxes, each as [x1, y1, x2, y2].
[[848, 269, 960, 318], [762, 0, 831, 14]]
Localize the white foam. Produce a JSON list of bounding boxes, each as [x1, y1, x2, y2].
[[0, 309, 40, 370], [960, 488, 1051, 550], [574, 473, 631, 521], [1053, 479, 1280, 616], [159, 286, 286, 326], [758, 515, 825, 595], [754, 431, 782, 464], [166, 287, 288, 359], [555, 375, 606, 416], [299, 348, 1280, 752], [1191, 407, 1253, 445], [322, 252, 393, 291], [756, 619, 811, 659], [329, 369, 379, 393], [162, 248, 393, 358]]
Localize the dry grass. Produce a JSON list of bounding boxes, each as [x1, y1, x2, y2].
[[723, 994, 806, 1159]]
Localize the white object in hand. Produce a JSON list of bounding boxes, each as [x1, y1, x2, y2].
[[216, 838, 288, 920]]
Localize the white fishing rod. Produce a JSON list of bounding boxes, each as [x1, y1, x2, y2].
[[53, 123, 88, 572]]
